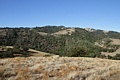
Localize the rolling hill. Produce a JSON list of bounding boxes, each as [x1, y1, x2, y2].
[[0, 26, 120, 59]]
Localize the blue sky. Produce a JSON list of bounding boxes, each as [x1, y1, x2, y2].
[[0, 0, 120, 32]]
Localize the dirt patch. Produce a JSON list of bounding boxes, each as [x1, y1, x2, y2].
[[84, 28, 96, 32], [28, 49, 52, 57], [110, 38, 120, 45], [0, 66, 5, 77], [51, 28, 75, 35], [38, 32, 48, 36]]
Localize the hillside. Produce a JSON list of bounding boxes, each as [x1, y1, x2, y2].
[[1, 26, 120, 59], [0, 56, 120, 80]]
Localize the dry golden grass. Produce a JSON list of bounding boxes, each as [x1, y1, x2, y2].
[[0, 57, 120, 80], [0, 66, 5, 80]]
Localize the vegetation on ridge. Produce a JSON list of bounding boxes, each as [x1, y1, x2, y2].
[[0, 26, 120, 59]]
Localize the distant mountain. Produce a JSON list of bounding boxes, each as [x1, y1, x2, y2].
[[1, 26, 120, 59]]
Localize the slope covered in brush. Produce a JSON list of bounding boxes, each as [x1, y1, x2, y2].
[[0, 26, 120, 59]]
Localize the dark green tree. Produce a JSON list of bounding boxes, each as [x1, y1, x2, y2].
[[68, 47, 87, 57]]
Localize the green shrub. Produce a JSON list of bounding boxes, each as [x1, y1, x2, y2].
[[67, 47, 87, 57], [0, 51, 14, 58], [112, 54, 120, 60]]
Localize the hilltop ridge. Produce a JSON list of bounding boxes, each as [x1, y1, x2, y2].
[[0, 26, 120, 59]]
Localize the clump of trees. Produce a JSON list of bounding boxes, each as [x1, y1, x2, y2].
[[67, 47, 87, 57], [0, 46, 29, 58], [0, 48, 14, 58], [108, 54, 120, 60]]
